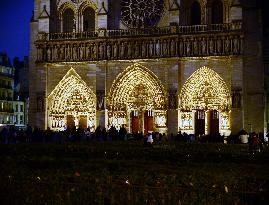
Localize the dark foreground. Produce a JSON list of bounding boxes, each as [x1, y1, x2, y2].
[[0, 142, 269, 205]]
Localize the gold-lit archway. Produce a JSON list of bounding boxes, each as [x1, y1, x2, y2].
[[179, 66, 231, 135], [48, 68, 96, 131], [107, 63, 168, 133]]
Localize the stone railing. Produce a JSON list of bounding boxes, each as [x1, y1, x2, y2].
[[36, 31, 243, 63], [38, 22, 242, 41]]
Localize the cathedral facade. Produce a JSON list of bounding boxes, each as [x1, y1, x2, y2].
[[29, 0, 265, 136]]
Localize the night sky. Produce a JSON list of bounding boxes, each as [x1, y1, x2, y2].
[[0, 0, 33, 62]]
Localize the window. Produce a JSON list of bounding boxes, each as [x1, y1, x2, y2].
[[63, 8, 75, 32], [20, 105, 23, 112], [211, 0, 223, 24], [15, 104, 18, 112], [83, 7, 95, 31], [191, 1, 201, 25]]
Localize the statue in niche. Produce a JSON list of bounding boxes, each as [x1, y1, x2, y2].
[[113, 43, 118, 59], [54, 45, 58, 60], [97, 91, 105, 110], [149, 40, 154, 56], [93, 43, 97, 59], [209, 38, 214, 54], [135, 41, 140, 57], [169, 91, 177, 109], [79, 45, 84, 59], [155, 40, 160, 56], [186, 40, 191, 56], [85, 43, 90, 59], [201, 38, 207, 55], [99, 43, 104, 59], [107, 44, 111, 59], [142, 41, 147, 57], [170, 39, 175, 56], [232, 91, 241, 108], [66, 45, 71, 60], [233, 38, 239, 54], [162, 40, 168, 56], [120, 42, 125, 58], [73, 44, 77, 60], [224, 38, 230, 53], [193, 39, 198, 55], [217, 38, 222, 54], [179, 41, 184, 56], [47, 47, 51, 61], [60, 45, 65, 60], [127, 42, 132, 58]]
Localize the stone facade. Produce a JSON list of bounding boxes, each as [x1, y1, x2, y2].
[[29, 0, 266, 135]]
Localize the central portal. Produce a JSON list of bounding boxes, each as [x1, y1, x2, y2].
[[108, 63, 168, 133], [131, 110, 153, 134]]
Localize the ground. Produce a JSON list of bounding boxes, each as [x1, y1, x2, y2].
[[0, 142, 269, 204]]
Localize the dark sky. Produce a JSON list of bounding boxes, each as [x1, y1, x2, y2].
[[0, 0, 34, 62]]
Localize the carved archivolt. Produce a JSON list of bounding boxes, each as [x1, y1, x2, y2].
[[179, 66, 231, 112], [57, 0, 98, 16], [108, 63, 168, 112], [47, 68, 96, 130]]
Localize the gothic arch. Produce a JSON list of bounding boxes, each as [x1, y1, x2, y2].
[[107, 63, 168, 131], [190, 1, 201, 25], [58, 2, 77, 17], [179, 66, 231, 112], [48, 68, 96, 131], [79, 1, 97, 31], [108, 63, 167, 111], [179, 66, 231, 135]]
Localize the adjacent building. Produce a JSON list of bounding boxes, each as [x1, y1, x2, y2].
[[0, 52, 26, 128], [29, 0, 266, 136]]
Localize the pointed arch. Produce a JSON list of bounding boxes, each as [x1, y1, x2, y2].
[[108, 63, 168, 112], [190, 1, 201, 25], [179, 66, 231, 112], [107, 63, 168, 131], [48, 68, 96, 130]]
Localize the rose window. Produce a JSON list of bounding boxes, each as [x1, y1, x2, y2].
[[121, 0, 164, 28]]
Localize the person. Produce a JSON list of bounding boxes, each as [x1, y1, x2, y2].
[[238, 129, 249, 144], [147, 132, 154, 146], [119, 124, 127, 141]]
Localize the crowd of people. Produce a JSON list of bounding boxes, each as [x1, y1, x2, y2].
[[0, 125, 267, 152]]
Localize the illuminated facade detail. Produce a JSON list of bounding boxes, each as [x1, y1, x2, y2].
[[107, 63, 168, 132], [121, 0, 164, 28], [179, 66, 231, 136], [48, 68, 96, 131]]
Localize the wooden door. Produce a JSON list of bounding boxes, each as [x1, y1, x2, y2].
[[209, 110, 219, 135], [144, 111, 153, 134], [131, 111, 139, 134], [195, 110, 205, 136], [79, 115, 87, 129], [66, 115, 75, 130]]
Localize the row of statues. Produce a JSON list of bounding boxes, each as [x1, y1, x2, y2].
[[37, 36, 242, 62]]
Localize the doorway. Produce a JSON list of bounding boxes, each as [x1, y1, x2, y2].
[[209, 110, 219, 135], [79, 115, 88, 129], [131, 111, 140, 134], [144, 111, 153, 134], [195, 110, 205, 135], [66, 115, 75, 130]]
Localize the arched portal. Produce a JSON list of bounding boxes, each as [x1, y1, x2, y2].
[[108, 63, 168, 134], [48, 68, 96, 131], [179, 66, 231, 136]]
